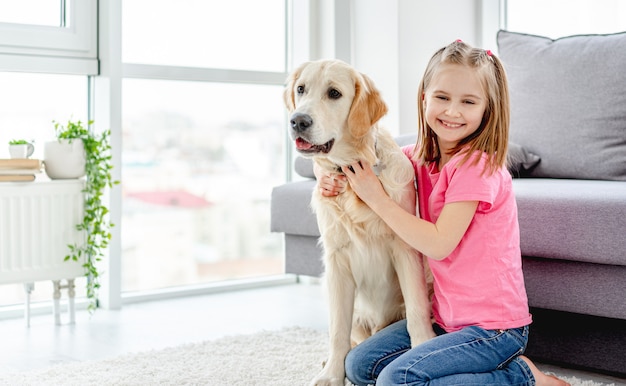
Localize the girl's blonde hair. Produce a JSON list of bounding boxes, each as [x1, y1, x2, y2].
[[415, 40, 510, 175]]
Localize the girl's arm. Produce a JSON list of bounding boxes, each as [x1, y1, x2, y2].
[[342, 161, 478, 260]]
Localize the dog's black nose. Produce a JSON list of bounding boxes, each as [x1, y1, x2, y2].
[[290, 113, 313, 133]]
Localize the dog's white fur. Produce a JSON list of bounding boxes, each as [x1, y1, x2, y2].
[[284, 60, 435, 386]]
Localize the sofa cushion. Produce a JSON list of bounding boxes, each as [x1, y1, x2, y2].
[[497, 30, 626, 181], [523, 257, 626, 319], [270, 179, 319, 237], [513, 178, 626, 266], [294, 156, 315, 179]]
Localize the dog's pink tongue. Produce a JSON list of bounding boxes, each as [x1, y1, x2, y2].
[[295, 138, 313, 150]]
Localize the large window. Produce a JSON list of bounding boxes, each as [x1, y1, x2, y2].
[[120, 0, 288, 293], [0, 0, 290, 312], [506, 0, 626, 38]]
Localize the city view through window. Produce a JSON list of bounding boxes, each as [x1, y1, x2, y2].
[[121, 79, 286, 292]]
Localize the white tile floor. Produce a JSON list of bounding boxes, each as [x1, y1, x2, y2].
[[0, 281, 624, 385]]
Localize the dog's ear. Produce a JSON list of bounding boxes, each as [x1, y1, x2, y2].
[[283, 71, 297, 112], [283, 62, 308, 112], [348, 71, 388, 138]]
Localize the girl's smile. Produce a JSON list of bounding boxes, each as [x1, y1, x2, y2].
[[438, 119, 465, 129]]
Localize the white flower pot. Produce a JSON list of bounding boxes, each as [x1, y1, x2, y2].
[[9, 143, 34, 158], [44, 139, 86, 179]]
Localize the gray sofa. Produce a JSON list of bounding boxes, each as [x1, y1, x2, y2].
[[271, 30, 626, 377]]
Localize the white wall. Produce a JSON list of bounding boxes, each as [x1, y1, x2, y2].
[[352, 0, 400, 133]]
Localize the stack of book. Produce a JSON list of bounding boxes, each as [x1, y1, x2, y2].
[[0, 158, 43, 182]]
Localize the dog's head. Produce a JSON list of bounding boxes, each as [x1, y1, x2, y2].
[[283, 60, 387, 159]]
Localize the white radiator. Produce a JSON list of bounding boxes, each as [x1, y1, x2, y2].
[[0, 179, 85, 325]]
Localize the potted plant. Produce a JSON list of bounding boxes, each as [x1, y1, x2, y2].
[[8, 139, 34, 159], [44, 132, 86, 179], [51, 119, 118, 313]]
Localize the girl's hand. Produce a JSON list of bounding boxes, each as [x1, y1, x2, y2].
[[313, 163, 347, 197], [342, 161, 387, 205]]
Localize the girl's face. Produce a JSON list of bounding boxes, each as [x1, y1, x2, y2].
[[423, 63, 487, 154]]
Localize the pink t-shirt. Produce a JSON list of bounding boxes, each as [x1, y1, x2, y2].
[[403, 146, 532, 332]]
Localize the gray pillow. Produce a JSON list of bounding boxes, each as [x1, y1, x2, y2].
[[508, 142, 540, 178], [497, 30, 626, 181]]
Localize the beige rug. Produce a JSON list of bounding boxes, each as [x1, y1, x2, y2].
[[0, 327, 617, 385]]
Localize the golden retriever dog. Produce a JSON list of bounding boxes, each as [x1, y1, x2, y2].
[[284, 59, 435, 386]]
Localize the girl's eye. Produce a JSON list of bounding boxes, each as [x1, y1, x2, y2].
[[435, 95, 448, 101], [296, 85, 305, 94], [328, 88, 342, 99], [463, 100, 476, 105]]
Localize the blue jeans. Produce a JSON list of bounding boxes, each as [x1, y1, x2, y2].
[[345, 320, 535, 386]]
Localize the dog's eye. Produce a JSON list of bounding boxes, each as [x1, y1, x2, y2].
[[296, 85, 305, 94], [328, 88, 342, 99]]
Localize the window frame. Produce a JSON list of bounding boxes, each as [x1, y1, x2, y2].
[[0, 0, 98, 75]]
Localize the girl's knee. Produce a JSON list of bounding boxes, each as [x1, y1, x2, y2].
[[344, 349, 373, 386]]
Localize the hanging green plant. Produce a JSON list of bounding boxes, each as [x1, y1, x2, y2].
[[53, 119, 119, 313]]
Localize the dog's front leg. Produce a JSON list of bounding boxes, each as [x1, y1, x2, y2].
[[394, 246, 435, 347], [310, 253, 355, 386]]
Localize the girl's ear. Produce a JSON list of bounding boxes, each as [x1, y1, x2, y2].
[[348, 71, 388, 138]]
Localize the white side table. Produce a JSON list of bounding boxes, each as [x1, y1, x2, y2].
[[0, 179, 85, 326]]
